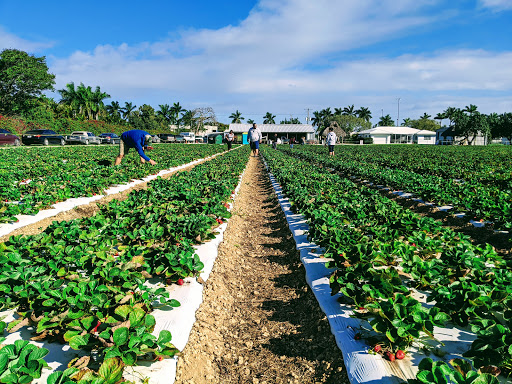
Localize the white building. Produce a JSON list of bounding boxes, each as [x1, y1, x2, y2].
[[358, 126, 436, 145], [229, 124, 315, 142]]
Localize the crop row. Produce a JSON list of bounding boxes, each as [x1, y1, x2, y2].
[[280, 145, 512, 232], [262, 147, 509, 383], [0, 146, 250, 383], [0, 144, 229, 223], [307, 144, 512, 185]]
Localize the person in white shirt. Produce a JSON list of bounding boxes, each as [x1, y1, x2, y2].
[[248, 123, 262, 156], [226, 130, 235, 150], [326, 127, 337, 156]]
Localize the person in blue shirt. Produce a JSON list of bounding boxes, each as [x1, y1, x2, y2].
[[114, 129, 157, 165]]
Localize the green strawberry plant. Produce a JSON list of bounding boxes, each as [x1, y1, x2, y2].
[[408, 358, 500, 384], [0, 340, 49, 384]]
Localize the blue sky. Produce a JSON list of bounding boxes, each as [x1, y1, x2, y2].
[[1, 0, 511, 125]]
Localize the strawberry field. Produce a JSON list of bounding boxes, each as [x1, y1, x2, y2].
[[0, 144, 232, 224], [281, 145, 512, 233], [0, 145, 249, 383], [262, 145, 510, 384]]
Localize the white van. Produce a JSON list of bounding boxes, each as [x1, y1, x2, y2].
[[179, 132, 195, 143]]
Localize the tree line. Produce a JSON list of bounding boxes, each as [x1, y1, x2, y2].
[[0, 49, 217, 134]]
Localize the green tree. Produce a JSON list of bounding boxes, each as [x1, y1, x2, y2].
[[319, 115, 370, 136], [171, 102, 185, 130], [342, 104, 356, 116], [420, 112, 431, 120], [106, 101, 123, 124], [356, 107, 372, 122], [121, 102, 137, 121], [0, 49, 56, 116], [434, 112, 446, 127], [263, 112, 276, 124], [129, 104, 159, 132], [492, 112, 512, 142], [410, 118, 439, 132], [157, 104, 172, 124], [229, 110, 244, 123], [247, 119, 255, 124], [378, 114, 394, 126], [402, 118, 413, 127], [452, 109, 489, 145]]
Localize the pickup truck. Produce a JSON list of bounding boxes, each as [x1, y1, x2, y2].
[[179, 132, 195, 143]]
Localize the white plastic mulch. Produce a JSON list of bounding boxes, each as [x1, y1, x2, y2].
[[0, 151, 228, 240], [265, 162, 507, 384], [0, 151, 246, 383]]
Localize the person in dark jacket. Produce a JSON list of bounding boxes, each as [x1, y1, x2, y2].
[[114, 129, 157, 165]]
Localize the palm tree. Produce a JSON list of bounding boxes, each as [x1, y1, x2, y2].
[[378, 114, 394, 126], [229, 110, 244, 124], [247, 119, 255, 124], [181, 110, 195, 129], [90, 86, 110, 120], [443, 107, 458, 127], [356, 107, 372, 122], [157, 104, 172, 123], [434, 112, 446, 127], [263, 112, 276, 124], [106, 101, 122, 123], [464, 104, 478, 116], [342, 105, 356, 116], [171, 102, 185, 131], [121, 102, 137, 121], [402, 118, 413, 127], [420, 112, 431, 120], [334, 107, 343, 116], [311, 111, 322, 132], [58, 82, 81, 118]]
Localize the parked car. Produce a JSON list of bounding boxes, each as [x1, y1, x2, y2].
[[179, 132, 195, 143], [174, 135, 185, 143], [98, 132, 120, 144], [151, 135, 161, 144], [22, 129, 66, 146], [157, 133, 175, 143], [66, 131, 101, 145], [0, 129, 21, 146]]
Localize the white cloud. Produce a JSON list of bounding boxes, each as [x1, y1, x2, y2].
[[10, 0, 512, 122], [0, 26, 54, 53], [479, 0, 512, 11]]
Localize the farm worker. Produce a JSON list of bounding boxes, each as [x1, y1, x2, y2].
[[226, 130, 235, 150], [248, 123, 262, 157], [272, 134, 278, 149], [114, 129, 157, 165], [326, 127, 336, 156]]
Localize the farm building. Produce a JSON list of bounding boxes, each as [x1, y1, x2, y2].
[[435, 126, 488, 145], [229, 124, 315, 144], [357, 126, 436, 144]]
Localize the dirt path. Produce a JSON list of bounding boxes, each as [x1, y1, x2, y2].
[[175, 156, 348, 384]]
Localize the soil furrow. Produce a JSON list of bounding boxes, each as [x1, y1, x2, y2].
[[175, 156, 348, 384]]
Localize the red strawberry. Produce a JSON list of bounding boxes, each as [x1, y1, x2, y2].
[[411, 243, 416, 247], [386, 352, 395, 361], [158, 356, 164, 361], [374, 345, 382, 353], [92, 320, 101, 333], [395, 350, 405, 360], [177, 278, 184, 286]]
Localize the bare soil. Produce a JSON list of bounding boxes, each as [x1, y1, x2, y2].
[[175, 156, 348, 384]]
